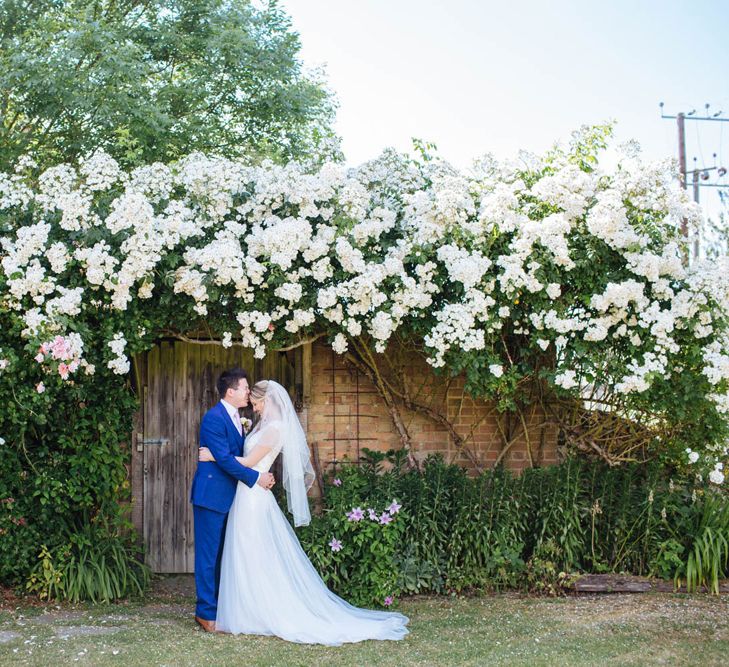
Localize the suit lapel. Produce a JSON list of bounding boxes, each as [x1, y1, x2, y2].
[[236, 414, 244, 454]]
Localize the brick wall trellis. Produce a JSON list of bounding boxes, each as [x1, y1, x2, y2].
[[303, 341, 559, 478]]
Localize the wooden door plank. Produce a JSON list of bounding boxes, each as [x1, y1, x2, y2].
[[302, 343, 312, 406], [172, 341, 189, 572], [130, 352, 147, 540], [157, 340, 176, 572], [187, 342, 203, 573], [143, 345, 161, 571]]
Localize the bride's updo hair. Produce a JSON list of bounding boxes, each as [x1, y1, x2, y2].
[[250, 380, 269, 403], [249, 380, 279, 429]]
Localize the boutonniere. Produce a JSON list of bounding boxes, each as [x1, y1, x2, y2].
[[241, 417, 253, 434]]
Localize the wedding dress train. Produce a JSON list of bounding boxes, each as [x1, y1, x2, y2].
[[215, 425, 409, 645]]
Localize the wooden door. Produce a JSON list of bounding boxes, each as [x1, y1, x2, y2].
[[141, 340, 296, 573]]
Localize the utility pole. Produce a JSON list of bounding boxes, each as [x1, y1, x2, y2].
[[678, 113, 686, 187], [677, 111, 688, 239], [660, 103, 729, 262], [692, 168, 700, 258]]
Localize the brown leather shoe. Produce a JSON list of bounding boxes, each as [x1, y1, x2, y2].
[[195, 616, 216, 633]]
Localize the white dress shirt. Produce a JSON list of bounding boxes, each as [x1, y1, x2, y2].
[[220, 399, 242, 435]]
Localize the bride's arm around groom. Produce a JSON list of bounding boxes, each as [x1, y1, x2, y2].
[[199, 408, 266, 488]]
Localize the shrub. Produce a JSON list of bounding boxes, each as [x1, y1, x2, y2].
[[294, 453, 729, 601], [671, 489, 729, 594], [26, 516, 150, 603], [294, 469, 405, 608]]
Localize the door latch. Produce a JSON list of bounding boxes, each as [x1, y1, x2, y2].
[[141, 437, 170, 446]]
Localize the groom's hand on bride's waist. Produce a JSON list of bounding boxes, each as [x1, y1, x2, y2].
[[257, 472, 275, 490]]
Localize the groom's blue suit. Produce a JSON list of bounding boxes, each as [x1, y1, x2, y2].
[[190, 401, 259, 621]]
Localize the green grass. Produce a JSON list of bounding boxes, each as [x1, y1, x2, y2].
[[1, 578, 728, 666]]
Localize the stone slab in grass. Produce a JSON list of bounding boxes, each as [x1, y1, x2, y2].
[[572, 574, 729, 594], [0, 631, 21, 643], [573, 574, 652, 593], [55, 625, 121, 638], [34, 611, 86, 624]]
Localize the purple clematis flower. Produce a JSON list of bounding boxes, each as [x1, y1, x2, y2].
[[367, 508, 378, 521], [384, 596, 394, 607], [329, 537, 343, 552], [332, 478, 342, 487], [347, 507, 364, 522], [388, 500, 402, 514], [379, 511, 393, 525]]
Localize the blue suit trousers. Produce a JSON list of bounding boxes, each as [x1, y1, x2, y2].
[[193, 505, 228, 620]]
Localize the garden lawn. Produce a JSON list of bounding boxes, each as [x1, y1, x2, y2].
[[1, 577, 728, 667]]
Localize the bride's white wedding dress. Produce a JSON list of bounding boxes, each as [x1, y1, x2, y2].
[[215, 423, 409, 645]]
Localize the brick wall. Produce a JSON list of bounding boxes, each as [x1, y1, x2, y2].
[[304, 341, 559, 475]]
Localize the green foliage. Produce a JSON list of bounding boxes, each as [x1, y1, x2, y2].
[[295, 455, 729, 601], [25, 545, 63, 601], [0, 0, 339, 169], [526, 459, 587, 572], [294, 464, 404, 608], [26, 516, 150, 603], [0, 313, 141, 589], [672, 490, 729, 594], [525, 539, 571, 595]]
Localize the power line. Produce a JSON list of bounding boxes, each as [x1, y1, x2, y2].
[[660, 103, 729, 258], [660, 102, 729, 190]]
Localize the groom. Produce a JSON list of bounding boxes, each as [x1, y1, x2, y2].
[[190, 367, 275, 632]]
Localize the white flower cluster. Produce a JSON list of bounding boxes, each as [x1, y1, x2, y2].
[[107, 333, 130, 375], [436, 244, 492, 289], [702, 334, 729, 417], [555, 369, 579, 390], [709, 467, 725, 485], [0, 140, 726, 473], [686, 447, 700, 464], [424, 288, 497, 367], [79, 150, 123, 192], [702, 337, 729, 387]]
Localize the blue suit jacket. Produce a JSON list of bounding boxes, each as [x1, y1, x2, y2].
[[190, 402, 259, 513]]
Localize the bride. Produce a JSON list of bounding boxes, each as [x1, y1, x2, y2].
[[198, 379, 409, 645]]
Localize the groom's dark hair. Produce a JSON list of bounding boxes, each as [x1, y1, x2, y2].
[[217, 368, 249, 399]]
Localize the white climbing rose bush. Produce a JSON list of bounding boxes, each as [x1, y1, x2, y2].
[[0, 126, 727, 481]]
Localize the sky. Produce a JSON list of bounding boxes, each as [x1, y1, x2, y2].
[[280, 0, 729, 214]]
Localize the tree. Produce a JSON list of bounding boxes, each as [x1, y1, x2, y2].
[[0, 0, 339, 169]]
